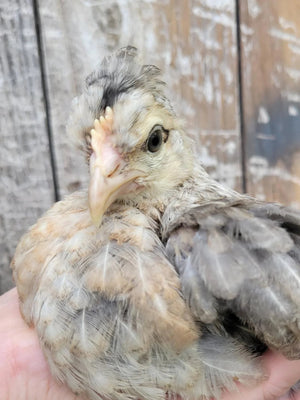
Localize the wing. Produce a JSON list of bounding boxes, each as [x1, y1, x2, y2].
[[165, 200, 300, 359]]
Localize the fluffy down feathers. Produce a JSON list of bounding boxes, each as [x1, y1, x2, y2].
[[11, 46, 300, 400]]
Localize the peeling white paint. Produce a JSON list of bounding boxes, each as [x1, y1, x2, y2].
[[257, 107, 270, 124], [271, 72, 281, 88], [222, 64, 234, 85], [176, 54, 192, 76], [199, 0, 234, 13], [202, 78, 214, 104], [192, 6, 235, 28], [256, 133, 275, 140], [288, 42, 300, 55], [247, 0, 261, 19], [225, 94, 234, 104], [269, 27, 300, 46], [215, 162, 242, 189], [248, 156, 269, 182], [288, 105, 299, 116], [279, 17, 296, 32], [224, 140, 237, 155], [285, 67, 300, 81], [198, 147, 218, 168], [240, 24, 254, 36], [190, 28, 221, 51], [282, 91, 300, 103], [249, 156, 300, 187], [201, 129, 239, 137]]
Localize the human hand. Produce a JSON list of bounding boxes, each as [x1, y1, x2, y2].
[[220, 350, 300, 400], [0, 288, 83, 400], [1, 288, 299, 400]]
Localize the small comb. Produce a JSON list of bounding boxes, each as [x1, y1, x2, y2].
[[90, 107, 114, 158]]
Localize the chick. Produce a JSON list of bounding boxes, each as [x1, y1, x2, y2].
[[11, 46, 300, 400]]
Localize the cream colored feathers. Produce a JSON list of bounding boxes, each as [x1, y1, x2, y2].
[[12, 46, 300, 400]]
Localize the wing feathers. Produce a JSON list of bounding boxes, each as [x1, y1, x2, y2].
[[192, 229, 261, 300], [166, 201, 300, 358]]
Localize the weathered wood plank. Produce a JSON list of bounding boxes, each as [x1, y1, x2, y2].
[[38, 0, 242, 197], [0, 0, 55, 293], [239, 0, 300, 208]]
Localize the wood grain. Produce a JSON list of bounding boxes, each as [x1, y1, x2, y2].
[[0, 0, 55, 293], [38, 0, 242, 197], [239, 0, 300, 208]]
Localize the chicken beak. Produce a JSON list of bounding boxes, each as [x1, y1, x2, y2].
[[88, 152, 143, 227], [88, 107, 143, 227]]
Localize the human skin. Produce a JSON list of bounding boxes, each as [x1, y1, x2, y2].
[[1, 288, 300, 400]]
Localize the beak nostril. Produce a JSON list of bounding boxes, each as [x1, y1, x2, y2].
[[107, 163, 121, 178]]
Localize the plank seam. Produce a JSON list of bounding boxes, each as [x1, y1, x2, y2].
[[32, 0, 60, 201], [235, 0, 247, 193]]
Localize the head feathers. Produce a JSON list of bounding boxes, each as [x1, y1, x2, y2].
[[67, 46, 173, 149], [85, 46, 165, 111]]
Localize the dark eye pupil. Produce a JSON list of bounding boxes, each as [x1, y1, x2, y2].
[[147, 130, 163, 152]]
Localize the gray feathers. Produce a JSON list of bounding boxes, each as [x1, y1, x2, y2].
[[85, 46, 165, 112], [197, 334, 263, 397], [66, 46, 173, 150], [165, 201, 300, 359], [12, 47, 300, 400]]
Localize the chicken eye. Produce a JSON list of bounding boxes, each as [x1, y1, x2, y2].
[[146, 126, 164, 153]]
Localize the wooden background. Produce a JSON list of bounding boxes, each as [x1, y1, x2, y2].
[[1, 0, 300, 294]]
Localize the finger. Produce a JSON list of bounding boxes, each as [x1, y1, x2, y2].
[[262, 351, 300, 399], [278, 390, 300, 400], [294, 391, 300, 400], [221, 351, 300, 400], [0, 288, 79, 400]]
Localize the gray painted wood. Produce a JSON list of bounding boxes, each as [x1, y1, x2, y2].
[[0, 0, 55, 293], [240, 1, 300, 208]]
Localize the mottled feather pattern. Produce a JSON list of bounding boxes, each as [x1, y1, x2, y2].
[[12, 191, 264, 400], [67, 46, 172, 152], [165, 200, 300, 359], [11, 47, 300, 400]]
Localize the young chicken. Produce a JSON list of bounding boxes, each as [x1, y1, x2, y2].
[[11, 46, 300, 400]]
